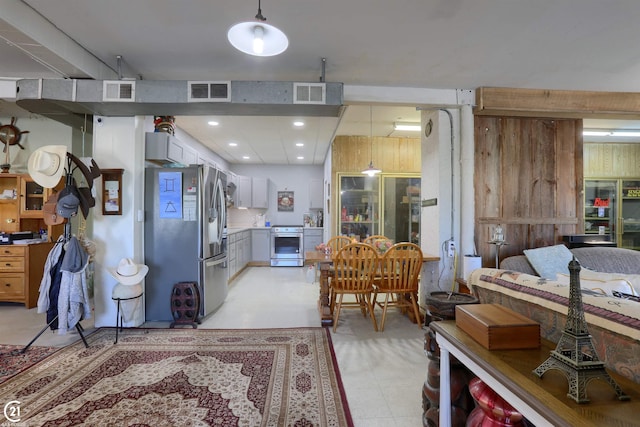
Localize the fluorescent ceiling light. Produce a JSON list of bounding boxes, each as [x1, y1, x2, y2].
[[583, 129, 640, 137], [228, 142, 238, 147], [297, 156, 304, 160], [394, 122, 421, 132], [296, 143, 304, 147], [293, 121, 304, 127], [208, 121, 219, 126]]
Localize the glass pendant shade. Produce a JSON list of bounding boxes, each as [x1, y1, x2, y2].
[[227, 21, 288, 56]]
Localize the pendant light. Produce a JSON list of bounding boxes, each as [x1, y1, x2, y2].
[[362, 105, 381, 176], [227, 0, 289, 57]]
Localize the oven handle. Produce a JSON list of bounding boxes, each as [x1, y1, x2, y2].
[[272, 233, 303, 238]]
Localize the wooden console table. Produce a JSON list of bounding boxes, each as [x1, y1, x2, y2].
[[433, 320, 640, 427]]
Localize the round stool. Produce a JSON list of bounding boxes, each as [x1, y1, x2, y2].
[[111, 283, 143, 344]]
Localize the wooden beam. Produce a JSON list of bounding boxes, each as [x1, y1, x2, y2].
[[475, 87, 640, 119]]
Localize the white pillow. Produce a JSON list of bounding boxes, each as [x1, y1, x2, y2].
[[523, 244, 574, 280], [556, 272, 638, 297]]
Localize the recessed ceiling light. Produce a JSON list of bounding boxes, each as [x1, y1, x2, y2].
[[296, 143, 304, 147], [297, 156, 304, 160], [229, 142, 238, 147], [242, 156, 250, 159], [293, 121, 304, 127], [208, 121, 219, 126]]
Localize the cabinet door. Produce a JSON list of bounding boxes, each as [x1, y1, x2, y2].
[[309, 179, 323, 209], [251, 229, 270, 261], [584, 179, 617, 239], [0, 174, 19, 233], [236, 176, 252, 208], [20, 175, 46, 218], [303, 229, 323, 252], [251, 177, 268, 208], [621, 180, 640, 250]]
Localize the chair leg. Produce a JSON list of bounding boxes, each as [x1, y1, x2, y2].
[[332, 294, 343, 333], [367, 293, 378, 332], [410, 293, 422, 328], [379, 293, 391, 332]]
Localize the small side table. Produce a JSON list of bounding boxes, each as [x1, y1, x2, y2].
[[112, 283, 143, 344], [487, 240, 508, 268]]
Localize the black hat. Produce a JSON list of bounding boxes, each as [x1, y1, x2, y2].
[[56, 185, 81, 218]]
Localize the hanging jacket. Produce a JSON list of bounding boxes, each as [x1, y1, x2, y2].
[[37, 236, 65, 314], [57, 236, 91, 334]]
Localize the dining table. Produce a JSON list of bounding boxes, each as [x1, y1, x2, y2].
[[304, 249, 440, 327]]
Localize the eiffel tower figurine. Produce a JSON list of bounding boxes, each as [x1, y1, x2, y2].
[[533, 256, 629, 403]]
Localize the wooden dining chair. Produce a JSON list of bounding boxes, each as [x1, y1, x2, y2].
[[326, 235, 353, 258], [373, 242, 423, 331], [330, 242, 379, 332]]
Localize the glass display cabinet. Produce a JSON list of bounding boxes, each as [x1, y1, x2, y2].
[[338, 174, 420, 242], [621, 180, 640, 250], [584, 179, 617, 238]]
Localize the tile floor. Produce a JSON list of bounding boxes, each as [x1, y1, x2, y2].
[[0, 266, 427, 427]]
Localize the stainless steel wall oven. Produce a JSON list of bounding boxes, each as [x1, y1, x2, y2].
[[270, 225, 304, 267]]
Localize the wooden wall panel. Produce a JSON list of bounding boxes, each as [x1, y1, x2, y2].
[[332, 136, 421, 173], [584, 143, 640, 178], [475, 117, 582, 267]]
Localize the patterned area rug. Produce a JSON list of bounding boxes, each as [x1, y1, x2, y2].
[[0, 327, 353, 426], [0, 344, 59, 385]]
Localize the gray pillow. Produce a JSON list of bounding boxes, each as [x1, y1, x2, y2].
[[523, 244, 574, 280]]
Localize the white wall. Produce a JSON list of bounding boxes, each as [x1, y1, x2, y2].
[[92, 115, 146, 328], [0, 115, 72, 174]]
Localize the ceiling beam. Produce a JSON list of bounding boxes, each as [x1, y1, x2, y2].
[[475, 87, 640, 119]]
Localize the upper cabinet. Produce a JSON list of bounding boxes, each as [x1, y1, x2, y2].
[[309, 178, 323, 209], [252, 177, 268, 208], [235, 176, 252, 208], [0, 174, 63, 240], [145, 132, 198, 166], [235, 176, 269, 209]]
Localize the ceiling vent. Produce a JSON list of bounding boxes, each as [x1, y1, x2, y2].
[[102, 80, 135, 102], [293, 83, 326, 104], [188, 81, 231, 102]]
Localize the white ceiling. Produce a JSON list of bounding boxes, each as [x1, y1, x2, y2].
[[1, 0, 640, 164]]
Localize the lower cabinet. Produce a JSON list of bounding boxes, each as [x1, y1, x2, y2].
[[228, 230, 252, 281], [251, 229, 270, 263], [304, 228, 324, 253], [0, 242, 53, 308]]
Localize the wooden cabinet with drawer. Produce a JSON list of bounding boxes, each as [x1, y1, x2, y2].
[[0, 242, 54, 308]]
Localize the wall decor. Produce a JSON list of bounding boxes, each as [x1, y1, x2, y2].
[[102, 168, 124, 215], [277, 191, 294, 212]]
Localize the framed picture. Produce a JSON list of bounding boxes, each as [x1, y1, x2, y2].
[[102, 168, 124, 215], [277, 191, 294, 211], [303, 212, 312, 226]]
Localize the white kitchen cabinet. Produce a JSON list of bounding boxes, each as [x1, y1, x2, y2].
[[251, 229, 270, 262], [241, 230, 251, 267], [304, 228, 324, 252], [182, 145, 198, 165], [236, 175, 252, 208], [145, 132, 184, 164], [309, 178, 323, 209], [251, 177, 269, 208], [228, 232, 238, 280]]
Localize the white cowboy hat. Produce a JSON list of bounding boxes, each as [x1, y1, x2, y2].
[[108, 258, 149, 285], [27, 145, 67, 188]]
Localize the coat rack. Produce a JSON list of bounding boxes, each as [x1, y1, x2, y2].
[[21, 153, 100, 353]]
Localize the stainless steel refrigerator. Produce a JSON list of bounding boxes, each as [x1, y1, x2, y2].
[[144, 165, 228, 321]]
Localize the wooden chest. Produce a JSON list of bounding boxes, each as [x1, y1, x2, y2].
[[455, 303, 540, 350]]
